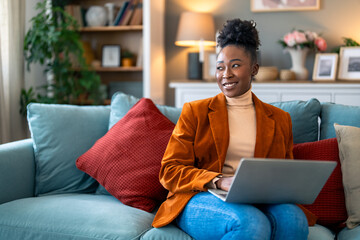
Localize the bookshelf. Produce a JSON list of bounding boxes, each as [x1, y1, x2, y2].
[[67, 0, 165, 104]]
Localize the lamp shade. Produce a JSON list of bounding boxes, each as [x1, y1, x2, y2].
[[175, 12, 216, 47]]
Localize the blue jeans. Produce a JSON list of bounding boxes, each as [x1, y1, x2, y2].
[[176, 192, 308, 240]]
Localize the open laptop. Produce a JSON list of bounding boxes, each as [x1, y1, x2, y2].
[[208, 158, 336, 204]]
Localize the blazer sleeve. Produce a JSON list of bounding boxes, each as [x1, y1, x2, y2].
[[159, 102, 220, 193]]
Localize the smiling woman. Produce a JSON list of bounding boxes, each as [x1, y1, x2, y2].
[[153, 18, 311, 240]]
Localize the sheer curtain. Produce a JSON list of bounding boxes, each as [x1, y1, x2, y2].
[[0, 0, 26, 143]]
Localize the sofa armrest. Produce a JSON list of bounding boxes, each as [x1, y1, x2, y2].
[[0, 139, 35, 204]]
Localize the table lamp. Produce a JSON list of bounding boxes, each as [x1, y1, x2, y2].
[[175, 12, 216, 79]]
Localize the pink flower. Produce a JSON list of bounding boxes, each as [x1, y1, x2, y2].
[[305, 31, 318, 41], [292, 31, 308, 44], [315, 37, 327, 51], [284, 33, 296, 47]]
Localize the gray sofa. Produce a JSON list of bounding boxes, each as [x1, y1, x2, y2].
[[0, 92, 359, 240]]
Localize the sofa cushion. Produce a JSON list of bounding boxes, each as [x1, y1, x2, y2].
[[141, 225, 193, 240], [271, 98, 321, 144], [0, 194, 154, 240], [293, 138, 347, 230], [27, 104, 110, 196], [76, 98, 173, 212], [334, 124, 360, 229], [320, 103, 360, 139], [109, 92, 181, 128]]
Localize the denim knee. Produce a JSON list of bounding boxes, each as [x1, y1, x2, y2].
[[261, 204, 309, 240], [222, 203, 271, 240]]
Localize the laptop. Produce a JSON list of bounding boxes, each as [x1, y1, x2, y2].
[[208, 158, 336, 204]]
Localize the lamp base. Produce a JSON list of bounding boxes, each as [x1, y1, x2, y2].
[[188, 52, 203, 80]]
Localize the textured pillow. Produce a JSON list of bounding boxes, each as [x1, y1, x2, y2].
[[271, 98, 321, 144], [320, 103, 360, 139], [293, 138, 347, 229], [96, 92, 182, 195], [27, 103, 110, 196], [334, 123, 360, 229], [76, 98, 173, 212]]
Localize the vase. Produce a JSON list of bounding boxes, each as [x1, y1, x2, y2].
[[287, 48, 309, 80], [85, 6, 107, 27]]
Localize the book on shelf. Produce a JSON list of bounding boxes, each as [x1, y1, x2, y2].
[[119, 0, 138, 26], [64, 4, 84, 27], [113, 1, 129, 26], [129, 0, 143, 25]]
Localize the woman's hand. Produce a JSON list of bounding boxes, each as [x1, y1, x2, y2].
[[216, 177, 234, 191]]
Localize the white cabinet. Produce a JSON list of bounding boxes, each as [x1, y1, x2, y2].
[[169, 80, 360, 108]]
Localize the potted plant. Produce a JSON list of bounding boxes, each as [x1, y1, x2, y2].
[[21, 0, 101, 116], [121, 50, 134, 67]]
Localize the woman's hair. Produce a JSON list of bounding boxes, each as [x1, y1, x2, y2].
[[217, 19, 260, 63]]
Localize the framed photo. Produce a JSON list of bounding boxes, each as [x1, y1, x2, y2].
[[102, 45, 121, 67], [203, 51, 217, 81], [312, 53, 338, 81], [338, 47, 360, 81], [251, 0, 320, 12]]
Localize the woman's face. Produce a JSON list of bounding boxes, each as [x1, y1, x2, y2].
[[215, 45, 259, 98]]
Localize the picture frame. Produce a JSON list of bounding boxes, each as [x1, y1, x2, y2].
[[338, 47, 360, 81], [251, 0, 320, 12], [312, 53, 338, 81], [102, 45, 121, 67], [203, 51, 217, 81]]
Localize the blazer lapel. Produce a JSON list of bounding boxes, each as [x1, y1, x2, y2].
[[253, 93, 275, 158], [208, 93, 229, 171]]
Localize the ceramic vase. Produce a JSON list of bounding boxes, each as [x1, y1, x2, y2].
[[287, 48, 309, 80], [85, 6, 107, 27]]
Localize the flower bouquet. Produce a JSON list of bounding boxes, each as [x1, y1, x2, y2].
[[278, 29, 327, 52]]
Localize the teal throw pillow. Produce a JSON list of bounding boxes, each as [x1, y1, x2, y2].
[[270, 98, 321, 144], [27, 103, 110, 196], [320, 103, 360, 139], [108, 92, 181, 129]]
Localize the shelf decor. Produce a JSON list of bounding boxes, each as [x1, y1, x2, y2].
[[102, 45, 121, 67], [312, 53, 338, 81], [279, 29, 327, 80], [338, 47, 360, 81]]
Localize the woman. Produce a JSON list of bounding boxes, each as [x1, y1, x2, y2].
[[152, 19, 312, 240]]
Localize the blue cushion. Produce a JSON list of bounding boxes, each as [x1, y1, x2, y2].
[[337, 224, 360, 240], [320, 103, 360, 139], [141, 224, 193, 240], [270, 98, 321, 144], [0, 194, 154, 240], [308, 224, 335, 240], [27, 104, 110, 196], [97, 92, 182, 195], [108, 92, 181, 129]]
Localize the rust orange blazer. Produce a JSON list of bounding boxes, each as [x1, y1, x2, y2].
[[152, 92, 316, 228]]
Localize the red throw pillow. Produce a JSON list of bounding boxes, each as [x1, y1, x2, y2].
[[293, 138, 347, 229], [76, 98, 174, 212]]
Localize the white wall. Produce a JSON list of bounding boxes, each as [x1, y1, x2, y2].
[[165, 0, 360, 105]]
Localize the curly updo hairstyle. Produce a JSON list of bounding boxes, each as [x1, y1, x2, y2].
[[217, 19, 260, 64]]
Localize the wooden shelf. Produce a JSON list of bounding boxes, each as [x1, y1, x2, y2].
[[79, 25, 143, 32], [93, 66, 142, 72]]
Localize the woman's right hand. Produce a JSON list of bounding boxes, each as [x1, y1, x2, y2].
[[216, 177, 234, 191]]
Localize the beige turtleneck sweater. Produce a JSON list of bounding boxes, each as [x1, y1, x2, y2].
[[223, 88, 256, 176], [207, 88, 256, 188]]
